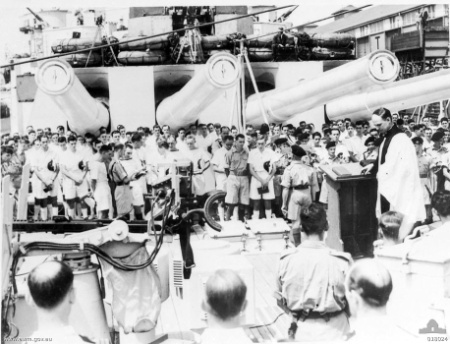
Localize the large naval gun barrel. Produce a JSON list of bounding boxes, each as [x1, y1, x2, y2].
[[35, 59, 109, 136], [245, 50, 400, 125], [326, 69, 450, 121], [156, 52, 241, 130]]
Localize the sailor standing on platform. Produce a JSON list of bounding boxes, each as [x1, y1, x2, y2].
[[121, 144, 146, 220], [224, 134, 250, 221], [273, 137, 291, 217], [281, 145, 319, 246], [30, 136, 59, 221], [60, 135, 93, 219], [184, 135, 211, 196], [211, 135, 234, 191], [109, 143, 141, 219], [249, 135, 277, 219], [90, 144, 113, 220], [276, 203, 352, 342]]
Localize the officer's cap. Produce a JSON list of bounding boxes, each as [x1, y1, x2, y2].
[[274, 137, 288, 146], [364, 136, 375, 146], [432, 131, 445, 142], [291, 145, 307, 158]]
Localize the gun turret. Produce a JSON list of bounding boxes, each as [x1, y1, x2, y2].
[[35, 59, 110, 136], [245, 50, 400, 125], [156, 52, 240, 130], [326, 69, 450, 121]]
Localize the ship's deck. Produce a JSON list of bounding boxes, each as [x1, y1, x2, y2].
[[154, 229, 292, 343]]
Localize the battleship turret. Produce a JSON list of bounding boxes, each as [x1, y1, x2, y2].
[[326, 68, 450, 121], [35, 59, 110, 136], [245, 50, 400, 125], [156, 52, 241, 130]]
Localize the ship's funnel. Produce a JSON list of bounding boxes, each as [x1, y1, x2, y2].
[[156, 52, 241, 130], [245, 50, 400, 125], [35, 59, 109, 136], [326, 68, 450, 121]]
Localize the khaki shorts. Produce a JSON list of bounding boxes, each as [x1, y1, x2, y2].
[[287, 189, 312, 221], [225, 174, 250, 205], [115, 185, 133, 216]]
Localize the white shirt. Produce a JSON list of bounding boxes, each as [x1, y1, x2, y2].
[[145, 135, 158, 153], [90, 159, 108, 183], [184, 148, 210, 172], [345, 134, 368, 161], [211, 147, 231, 173], [60, 149, 85, 180], [31, 147, 58, 182], [196, 134, 213, 152], [248, 148, 276, 172], [177, 138, 188, 153], [335, 142, 350, 162], [147, 149, 176, 180]]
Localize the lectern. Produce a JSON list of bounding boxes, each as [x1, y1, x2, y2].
[[320, 163, 378, 257]]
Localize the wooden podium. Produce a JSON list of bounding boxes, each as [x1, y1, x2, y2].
[[320, 163, 378, 258]]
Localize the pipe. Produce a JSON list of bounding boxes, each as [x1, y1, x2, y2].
[[244, 49, 400, 125], [35, 59, 109, 135], [156, 52, 241, 130], [325, 69, 450, 121]]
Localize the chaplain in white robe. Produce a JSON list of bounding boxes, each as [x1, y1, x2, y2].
[[363, 108, 425, 240]]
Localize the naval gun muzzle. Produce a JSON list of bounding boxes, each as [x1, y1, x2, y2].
[[156, 52, 241, 130], [245, 49, 400, 125], [35, 59, 110, 136], [325, 68, 450, 121]]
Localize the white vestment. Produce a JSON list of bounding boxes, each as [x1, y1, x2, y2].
[[377, 132, 426, 223]]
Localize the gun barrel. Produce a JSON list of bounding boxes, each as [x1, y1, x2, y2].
[[245, 50, 400, 125], [156, 52, 241, 130], [326, 69, 450, 121], [35, 59, 109, 135]]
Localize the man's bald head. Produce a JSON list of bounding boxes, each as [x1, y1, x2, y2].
[[28, 261, 74, 310], [346, 259, 392, 308]]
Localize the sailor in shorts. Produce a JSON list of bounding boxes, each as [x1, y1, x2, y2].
[[109, 143, 142, 219], [60, 135, 93, 219], [224, 134, 250, 220], [121, 144, 147, 220], [248, 135, 277, 219], [30, 136, 59, 220], [281, 145, 319, 246], [90, 144, 113, 219]]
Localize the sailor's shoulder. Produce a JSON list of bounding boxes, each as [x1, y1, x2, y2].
[[329, 249, 353, 264], [279, 247, 297, 260]]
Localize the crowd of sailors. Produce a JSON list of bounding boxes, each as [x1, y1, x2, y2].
[[1, 114, 450, 228], [3, 114, 450, 342]]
